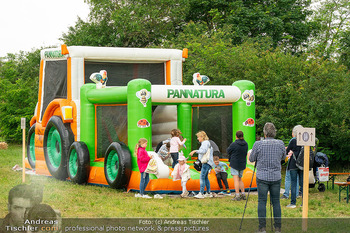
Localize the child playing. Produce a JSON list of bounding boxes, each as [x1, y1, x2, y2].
[[135, 138, 152, 198], [213, 155, 230, 194], [157, 142, 172, 166], [171, 154, 191, 197], [169, 129, 187, 168]]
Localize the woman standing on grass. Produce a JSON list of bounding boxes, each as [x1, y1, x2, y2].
[[189, 131, 214, 199], [135, 138, 152, 198]]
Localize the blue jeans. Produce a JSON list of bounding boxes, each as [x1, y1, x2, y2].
[[290, 169, 303, 205], [171, 152, 178, 168], [257, 178, 282, 229], [140, 172, 150, 195], [283, 170, 299, 198], [200, 163, 211, 194]]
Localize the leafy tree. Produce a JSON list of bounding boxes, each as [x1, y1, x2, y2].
[[0, 50, 40, 142], [62, 0, 316, 52], [308, 0, 350, 59], [339, 29, 350, 69], [61, 0, 190, 47], [185, 0, 316, 50]]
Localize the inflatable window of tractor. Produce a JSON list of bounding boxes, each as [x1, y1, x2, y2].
[[192, 105, 232, 158], [84, 61, 165, 86], [40, 60, 67, 121], [96, 105, 128, 159]]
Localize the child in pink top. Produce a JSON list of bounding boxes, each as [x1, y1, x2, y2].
[[135, 138, 152, 198], [169, 129, 187, 168]]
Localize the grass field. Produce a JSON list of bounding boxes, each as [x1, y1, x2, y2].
[[1, 144, 350, 220]]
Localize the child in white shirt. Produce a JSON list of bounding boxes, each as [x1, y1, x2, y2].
[[171, 155, 191, 197]]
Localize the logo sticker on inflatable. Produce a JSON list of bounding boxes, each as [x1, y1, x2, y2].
[[137, 119, 150, 128], [242, 90, 255, 106], [243, 118, 255, 127], [136, 89, 151, 107]]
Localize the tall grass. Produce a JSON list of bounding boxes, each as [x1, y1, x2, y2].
[[0, 144, 349, 219]]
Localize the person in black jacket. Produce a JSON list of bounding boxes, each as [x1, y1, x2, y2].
[[285, 125, 303, 208], [227, 130, 248, 201]]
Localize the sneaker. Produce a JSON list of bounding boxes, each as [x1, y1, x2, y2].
[[154, 194, 163, 199], [204, 193, 213, 198], [232, 195, 241, 201], [142, 195, 152, 199], [194, 193, 205, 199], [188, 191, 196, 197], [135, 193, 142, 198], [240, 193, 247, 200], [281, 195, 288, 199], [218, 191, 225, 195], [286, 204, 296, 208], [257, 227, 266, 233], [180, 191, 189, 198]]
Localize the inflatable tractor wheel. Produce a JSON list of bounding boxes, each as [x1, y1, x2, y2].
[[44, 116, 74, 180], [104, 142, 131, 189], [67, 142, 90, 184], [27, 123, 36, 169]]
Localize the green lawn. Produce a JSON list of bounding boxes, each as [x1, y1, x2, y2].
[[1, 144, 349, 219]]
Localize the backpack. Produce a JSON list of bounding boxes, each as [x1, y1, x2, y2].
[[293, 147, 315, 171], [209, 140, 221, 157]]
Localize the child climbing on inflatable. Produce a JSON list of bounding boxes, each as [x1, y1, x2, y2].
[[157, 142, 172, 166], [169, 129, 187, 168], [213, 155, 230, 194], [171, 154, 191, 198], [135, 138, 152, 198]]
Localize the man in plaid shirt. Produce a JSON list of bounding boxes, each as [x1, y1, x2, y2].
[[249, 122, 286, 233]]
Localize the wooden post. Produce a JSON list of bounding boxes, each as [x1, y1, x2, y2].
[[21, 118, 26, 183], [302, 146, 310, 231], [296, 127, 315, 232]]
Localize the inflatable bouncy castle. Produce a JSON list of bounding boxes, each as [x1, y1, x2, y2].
[[26, 45, 256, 193]]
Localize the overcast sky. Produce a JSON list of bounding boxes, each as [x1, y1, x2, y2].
[[0, 0, 90, 57]]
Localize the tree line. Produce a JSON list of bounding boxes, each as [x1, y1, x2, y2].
[[0, 0, 349, 165]]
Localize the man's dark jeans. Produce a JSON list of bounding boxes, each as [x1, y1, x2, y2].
[[256, 178, 282, 229]]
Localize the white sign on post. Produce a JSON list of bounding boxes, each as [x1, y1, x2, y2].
[[296, 127, 316, 146], [21, 118, 26, 129], [295, 127, 316, 231]]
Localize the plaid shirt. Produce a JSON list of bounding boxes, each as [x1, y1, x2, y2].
[[249, 138, 286, 181]]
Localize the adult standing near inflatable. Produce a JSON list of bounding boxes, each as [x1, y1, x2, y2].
[[227, 130, 248, 201], [190, 131, 214, 199], [249, 123, 286, 233], [285, 125, 303, 208]]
